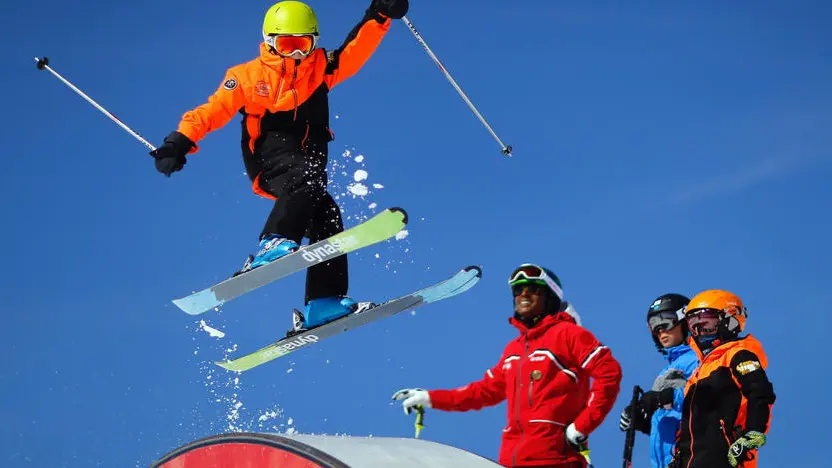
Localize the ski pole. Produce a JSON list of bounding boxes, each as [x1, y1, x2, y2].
[[34, 56, 157, 152], [401, 16, 513, 157], [623, 385, 644, 468], [576, 442, 594, 468], [413, 404, 425, 439]]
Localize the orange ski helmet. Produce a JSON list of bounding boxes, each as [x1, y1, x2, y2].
[[684, 289, 747, 340]]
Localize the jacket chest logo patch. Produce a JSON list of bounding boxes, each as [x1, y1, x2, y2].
[[530, 355, 548, 362], [531, 370, 543, 381], [255, 81, 271, 97], [735, 360, 761, 375]]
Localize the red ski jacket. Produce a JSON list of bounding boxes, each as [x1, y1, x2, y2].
[[429, 312, 622, 467]]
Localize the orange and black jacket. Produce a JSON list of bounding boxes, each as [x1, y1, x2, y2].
[[673, 334, 775, 468], [173, 8, 391, 196]]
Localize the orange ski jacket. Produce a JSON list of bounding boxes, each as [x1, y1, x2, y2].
[[674, 335, 776, 468], [172, 9, 391, 195]]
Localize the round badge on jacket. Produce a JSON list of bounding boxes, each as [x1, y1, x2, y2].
[[531, 370, 543, 381]]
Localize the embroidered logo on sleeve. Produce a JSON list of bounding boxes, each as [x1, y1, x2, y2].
[[223, 78, 238, 90], [735, 360, 761, 375]]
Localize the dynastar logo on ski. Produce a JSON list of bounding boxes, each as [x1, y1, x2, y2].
[[301, 235, 359, 263], [262, 334, 321, 360]]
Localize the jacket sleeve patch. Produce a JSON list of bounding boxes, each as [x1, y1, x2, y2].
[[223, 78, 238, 90], [736, 360, 762, 375]]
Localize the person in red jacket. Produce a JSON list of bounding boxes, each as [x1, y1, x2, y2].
[[392, 264, 623, 467]]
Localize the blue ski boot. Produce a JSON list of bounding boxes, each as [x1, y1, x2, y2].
[[287, 297, 376, 337], [234, 234, 299, 276]]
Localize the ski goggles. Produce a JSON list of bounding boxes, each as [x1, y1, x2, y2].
[[685, 308, 722, 337], [267, 34, 317, 57], [648, 310, 683, 335], [508, 264, 563, 300]]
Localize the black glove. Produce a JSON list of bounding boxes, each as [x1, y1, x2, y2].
[[150, 131, 194, 177], [640, 388, 675, 413], [371, 0, 409, 19], [620, 403, 651, 435]]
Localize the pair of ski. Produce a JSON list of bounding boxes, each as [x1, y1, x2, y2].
[[173, 207, 481, 372]]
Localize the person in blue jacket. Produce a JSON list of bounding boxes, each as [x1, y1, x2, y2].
[[619, 293, 700, 468]]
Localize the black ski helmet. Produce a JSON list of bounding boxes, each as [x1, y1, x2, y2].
[[647, 293, 690, 352]]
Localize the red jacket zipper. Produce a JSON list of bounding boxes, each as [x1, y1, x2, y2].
[[512, 334, 529, 468]]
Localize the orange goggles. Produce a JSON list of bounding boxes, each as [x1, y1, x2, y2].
[[271, 34, 315, 57]]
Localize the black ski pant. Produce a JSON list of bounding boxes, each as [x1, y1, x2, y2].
[[254, 131, 347, 304]]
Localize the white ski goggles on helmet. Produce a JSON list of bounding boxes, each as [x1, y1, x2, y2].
[[508, 264, 563, 300], [648, 310, 684, 335], [265, 33, 319, 58]]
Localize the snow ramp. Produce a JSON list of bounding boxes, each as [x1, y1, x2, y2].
[[150, 432, 502, 468]]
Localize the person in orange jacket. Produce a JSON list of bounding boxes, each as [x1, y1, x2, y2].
[[149, 0, 408, 334], [669, 290, 776, 468]]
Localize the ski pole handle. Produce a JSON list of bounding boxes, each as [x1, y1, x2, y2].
[[413, 404, 425, 439], [34, 56, 157, 152], [623, 385, 643, 468], [400, 16, 513, 157]]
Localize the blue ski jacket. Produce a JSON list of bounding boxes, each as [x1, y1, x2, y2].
[[648, 343, 700, 468]]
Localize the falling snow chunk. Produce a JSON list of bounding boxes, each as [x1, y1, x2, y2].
[[395, 230, 409, 240], [348, 183, 369, 196], [342, 149, 351, 158], [198, 320, 225, 338], [373, 183, 384, 189], [355, 155, 364, 163], [353, 169, 368, 182], [368, 202, 377, 209], [375, 253, 380, 258]]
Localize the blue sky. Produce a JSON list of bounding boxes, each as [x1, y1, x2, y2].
[[2, 0, 830, 466]]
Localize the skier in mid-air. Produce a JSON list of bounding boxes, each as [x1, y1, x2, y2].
[[392, 264, 622, 467], [618, 293, 699, 468], [149, 0, 408, 334], [668, 289, 776, 468]]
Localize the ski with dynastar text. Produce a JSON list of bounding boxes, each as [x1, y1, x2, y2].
[[172, 207, 408, 316], [214, 265, 483, 372]]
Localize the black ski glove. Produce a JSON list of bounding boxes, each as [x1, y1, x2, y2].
[[620, 403, 651, 435], [371, 0, 409, 19], [150, 131, 194, 177], [640, 388, 675, 413]]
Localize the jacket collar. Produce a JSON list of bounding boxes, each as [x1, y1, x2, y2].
[[509, 312, 576, 338], [689, 334, 753, 362], [257, 42, 322, 73], [662, 342, 693, 362]]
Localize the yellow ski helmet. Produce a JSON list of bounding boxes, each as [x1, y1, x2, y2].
[[262, 1, 320, 57]]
